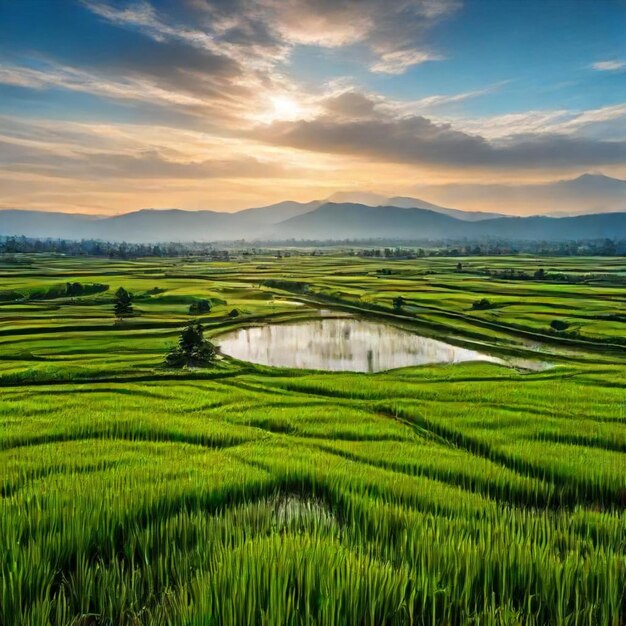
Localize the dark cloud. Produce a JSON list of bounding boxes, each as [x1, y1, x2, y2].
[[323, 92, 379, 119], [253, 92, 626, 169]]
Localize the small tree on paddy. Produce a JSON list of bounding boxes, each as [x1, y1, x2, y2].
[[114, 287, 133, 320], [472, 298, 493, 311], [550, 319, 569, 332], [165, 322, 216, 368], [392, 296, 405, 311], [189, 299, 212, 315]]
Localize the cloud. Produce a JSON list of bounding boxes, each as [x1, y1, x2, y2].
[[85, 0, 457, 75], [0, 63, 210, 107], [0, 115, 300, 181], [3, 148, 296, 180], [455, 103, 626, 141], [253, 92, 626, 170], [0, 1, 460, 138], [84, 0, 288, 69], [590, 60, 626, 71], [384, 82, 511, 116], [0, 57, 274, 131], [370, 50, 443, 74], [269, 0, 457, 74]]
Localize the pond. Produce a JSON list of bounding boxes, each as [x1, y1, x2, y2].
[[216, 318, 502, 373]]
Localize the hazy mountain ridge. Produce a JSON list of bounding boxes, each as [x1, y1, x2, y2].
[[2, 173, 626, 242], [271, 203, 463, 240], [327, 192, 503, 221], [270, 203, 626, 241], [3, 202, 626, 243], [413, 173, 626, 216]]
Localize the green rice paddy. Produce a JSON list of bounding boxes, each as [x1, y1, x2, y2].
[[1, 253, 625, 625]]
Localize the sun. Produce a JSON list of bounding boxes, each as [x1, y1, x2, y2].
[[269, 95, 301, 121]]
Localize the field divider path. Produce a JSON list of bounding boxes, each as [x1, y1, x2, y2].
[[381, 404, 624, 507], [211, 374, 576, 504], [299, 438, 556, 509], [0, 430, 256, 454]]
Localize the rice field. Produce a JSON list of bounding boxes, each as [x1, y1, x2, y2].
[[1, 253, 625, 625]]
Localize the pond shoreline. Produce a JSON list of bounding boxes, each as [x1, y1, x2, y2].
[[215, 317, 505, 373]]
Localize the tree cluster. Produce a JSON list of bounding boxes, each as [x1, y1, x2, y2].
[[27, 282, 109, 301], [165, 322, 216, 368], [189, 299, 212, 315]]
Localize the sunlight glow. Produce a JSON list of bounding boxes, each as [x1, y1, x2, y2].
[[269, 95, 301, 121]]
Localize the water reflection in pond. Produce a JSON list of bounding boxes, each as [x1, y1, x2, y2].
[[216, 318, 502, 372]]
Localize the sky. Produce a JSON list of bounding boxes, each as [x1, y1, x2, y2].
[[0, 0, 625, 215]]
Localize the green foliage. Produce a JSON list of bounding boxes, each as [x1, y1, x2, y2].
[[0, 290, 23, 301], [262, 279, 309, 293], [165, 322, 216, 367], [392, 295, 405, 310], [26, 282, 109, 301], [551, 319, 570, 331], [472, 298, 494, 310], [188, 298, 211, 315], [113, 287, 133, 320]]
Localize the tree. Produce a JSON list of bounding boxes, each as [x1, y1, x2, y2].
[[455, 262, 463, 272], [534, 268, 546, 280], [114, 287, 133, 320], [165, 322, 216, 368], [472, 298, 493, 310], [550, 319, 569, 332], [189, 299, 212, 315], [66, 282, 84, 297], [392, 296, 405, 311]]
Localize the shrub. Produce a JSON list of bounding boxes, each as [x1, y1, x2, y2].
[[392, 296, 405, 311], [550, 319, 569, 331], [0, 290, 23, 302], [262, 280, 309, 293], [472, 298, 493, 310], [189, 299, 212, 315]]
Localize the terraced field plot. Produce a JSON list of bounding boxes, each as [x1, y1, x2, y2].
[[1, 254, 625, 625]]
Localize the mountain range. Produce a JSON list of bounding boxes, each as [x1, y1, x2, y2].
[[1, 173, 624, 243], [411, 173, 626, 216]]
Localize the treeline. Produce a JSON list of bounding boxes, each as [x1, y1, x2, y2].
[[2, 234, 626, 258], [472, 267, 622, 284], [0, 282, 109, 302], [0, 236, 231, 259], [356, 238, 626, 258], [261, 280, 309, 293]]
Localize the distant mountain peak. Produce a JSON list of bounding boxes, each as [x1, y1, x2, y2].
[[573, 172, 623, 183]]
